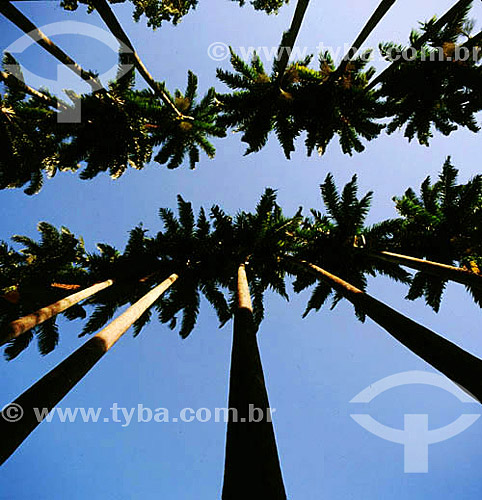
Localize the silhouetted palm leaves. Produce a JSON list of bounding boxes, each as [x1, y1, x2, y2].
[[1, 223, 87, 358], [392, 157, 482, 310], [377, 4, 482, 145]]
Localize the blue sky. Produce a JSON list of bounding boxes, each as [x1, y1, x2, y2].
[[1, 0, 482, 498]]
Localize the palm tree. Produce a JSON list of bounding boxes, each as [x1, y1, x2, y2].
[[0, 222, 88, 358], [375, 3, 482, 145], [0, 272, 178, 466], [90, 0, 226, 169], [61, 0, 199, 28], [289, 173, 482, 403], [292, 258, 482, 402], [0, 279, 114, 347], [0, 67, 64, 109], [222, 261, 286, 499], [0, 197, 233, 464], [216, 48, 384, 158], [386, 157, 482, 310], [57, 71, 154, 180], [368, 0, 474, 89], [89, 0, 186, 117], [83, 197, 230, 339], [144, 72, 226, 170], [211, 189, 299, 498]]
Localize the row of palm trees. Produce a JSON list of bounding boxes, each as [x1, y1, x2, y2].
[[1, 160, 482, 497], [1, 0, 480, 192]]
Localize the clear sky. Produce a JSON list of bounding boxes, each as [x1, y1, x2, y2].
[[1, 0, 482, 498]]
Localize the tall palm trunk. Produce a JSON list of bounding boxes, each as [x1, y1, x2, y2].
[[0, 273, 178, 465], [0, 279, 115, 347], [0, 2, 102, 92], [90, 0, 187, 119], [294, 259, 482, 402], [367, 0, 473, 89], [275, 0, 310, 84], [222, 263, 286, 499], [370, 250, 482, 290], [337, 0, 397, 74]]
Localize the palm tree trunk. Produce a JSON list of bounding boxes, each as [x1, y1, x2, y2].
[[0, 273, 178, 465], [0, 70, 68, 109], [0, 279, 115, 347], [222, 263, 286, 499], [0, 2, 102, 92], [295, 259, 482, 402], [90, 0, 188, 119], [275, 0, 310, 84], [367, 0, 473, 89], [337, 0, 397, 74], [370, 251, 482, 290]]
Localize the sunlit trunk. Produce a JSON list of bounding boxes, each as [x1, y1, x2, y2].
[[0, 2, 102, 91], [296, 259, 482, 402], [0, 70, 65, 109], [371, 251, 482, 290], [222, 263, 286, 499], [0, 273, 178, 465], [0, 279, 115, 346], [90, 0, 185, 118]]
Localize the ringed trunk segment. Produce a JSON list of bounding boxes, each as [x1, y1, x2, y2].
[[293, 259, 482, 403], [367, 0, 473, 89], [371, 251, 482, 291], [236, 262, 253, 311], [0, 279, 115, 347], [222, 263, 287, 499], [0, 2, 103, 92], [90, 0, 188, 120], [336, 0, 397, 75], [0, 273, 178, 465]]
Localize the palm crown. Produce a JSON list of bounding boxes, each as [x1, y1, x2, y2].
[[216, 48, 385, 159]]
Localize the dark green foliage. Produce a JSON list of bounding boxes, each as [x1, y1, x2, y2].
[[377, 5, 482, 145], [60, 0, 199, 27], [61, 0, 285, 28], [0, 55, 224, 191], [154, 196, 230, 338], [146, 72, 226, 169], [211, 188, 300, 328], [392, 157, 482, 310], [216, 48, 384, 158], [60, 88, 153, 180], [0, 54, 75, 194], [292, 173, 410, 321], [1, 223, 87, 359], [82, 197, 230, 340]]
